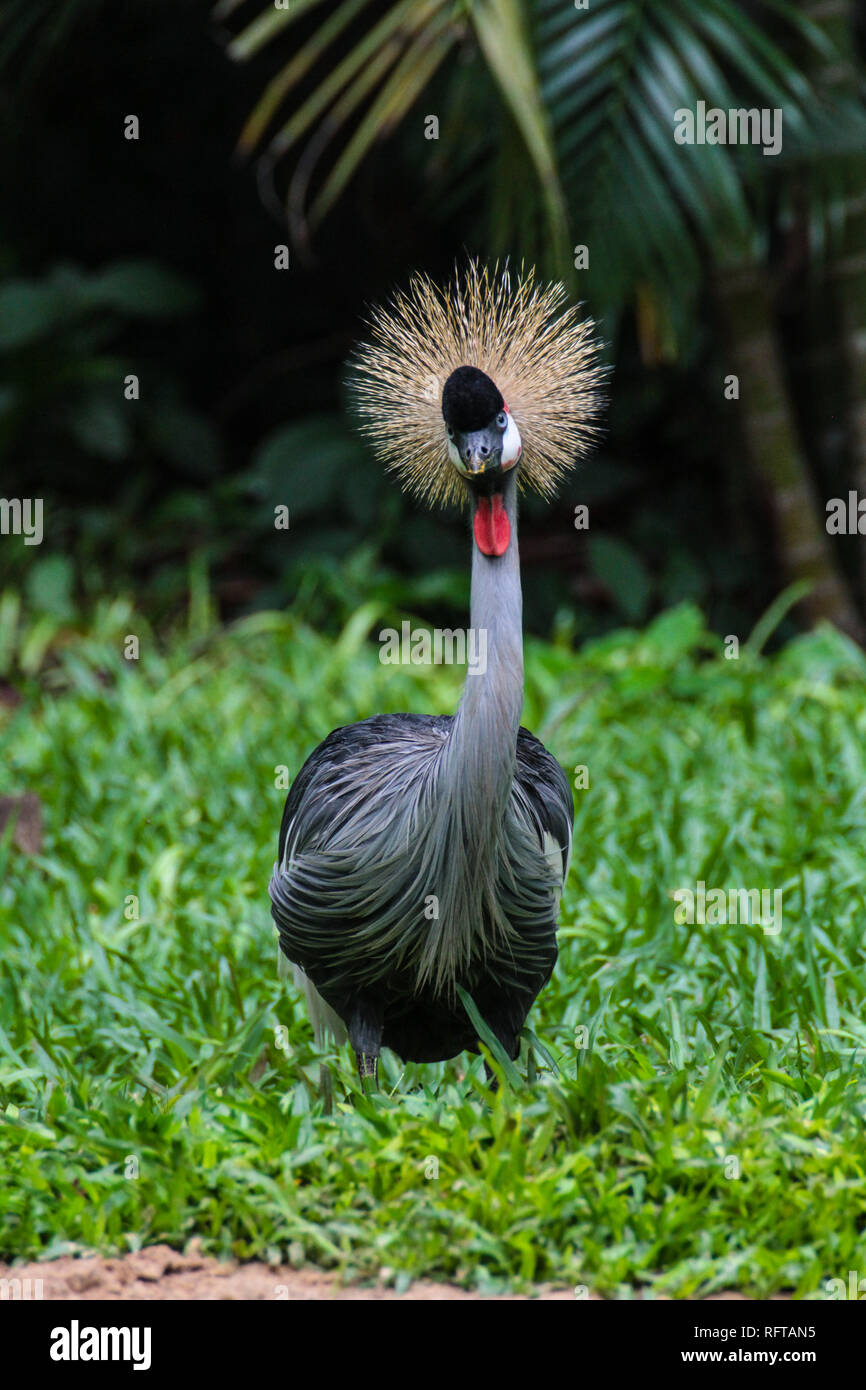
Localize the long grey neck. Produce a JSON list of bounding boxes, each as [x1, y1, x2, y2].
[[417, 471, 524, 993], [449, 469, 524, 801]]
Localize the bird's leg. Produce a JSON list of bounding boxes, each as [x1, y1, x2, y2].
[[356, 1052, 379, 1088], [346, 996, 383, 1093]]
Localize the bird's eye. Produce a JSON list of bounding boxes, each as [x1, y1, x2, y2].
[[496, 411, 507, 429], [446, 426, 454, 440]]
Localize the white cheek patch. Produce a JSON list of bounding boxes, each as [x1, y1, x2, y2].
[[447, 438, 462, 468], [501, 412, 522, 468]]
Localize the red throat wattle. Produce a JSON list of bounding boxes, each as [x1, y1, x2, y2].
[[473, 494, 510, 557]]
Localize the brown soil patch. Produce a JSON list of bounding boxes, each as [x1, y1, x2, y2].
[[1, 1245, 788, 1299], [0, 1244, 579, 1300]]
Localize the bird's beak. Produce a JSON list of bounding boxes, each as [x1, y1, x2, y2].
[[452, 426, 503, 477]]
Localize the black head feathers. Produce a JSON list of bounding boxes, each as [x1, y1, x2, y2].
[[442, 366, 504, 432]]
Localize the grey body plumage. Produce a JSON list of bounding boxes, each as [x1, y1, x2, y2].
[[270, 712, 571, 1063], [270, 264, 601, 1079], [270, 470, 573, 1071]]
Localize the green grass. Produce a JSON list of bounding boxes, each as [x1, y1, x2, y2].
[[1, 585, 866, 1297]]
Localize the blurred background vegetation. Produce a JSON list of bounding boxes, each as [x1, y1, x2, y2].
[[2, 0, 866, 649]]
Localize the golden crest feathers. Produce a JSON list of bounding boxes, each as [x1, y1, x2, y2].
[[347, 260, 606, 509]]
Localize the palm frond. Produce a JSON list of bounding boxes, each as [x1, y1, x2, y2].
[[223, 0, 866, 334], [225, 0, 566, 255], [526, 0, 866, 335]]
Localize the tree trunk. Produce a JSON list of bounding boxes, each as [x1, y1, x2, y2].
[[798, 0, 866, 601], [715, 260, 864, 641]]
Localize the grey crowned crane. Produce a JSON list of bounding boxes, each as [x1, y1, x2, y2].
[[269, 261, 604, 1083]]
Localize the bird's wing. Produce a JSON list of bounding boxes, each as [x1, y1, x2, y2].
[[276, 713, 449, 869], [270, 713, 452, 990], [514, 727, 574, 893]]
